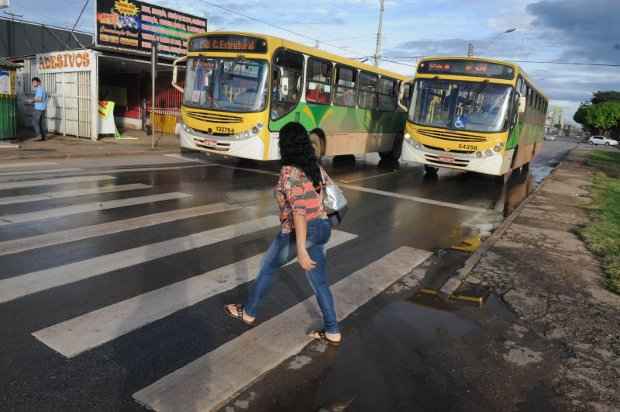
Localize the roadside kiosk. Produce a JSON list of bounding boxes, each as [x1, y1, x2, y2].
[[0, 57, 18, 140]]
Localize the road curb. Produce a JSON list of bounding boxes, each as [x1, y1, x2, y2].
[[439, 149, 576, 297]]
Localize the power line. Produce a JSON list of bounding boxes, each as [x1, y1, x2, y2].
[[383, 55, 620, 68], [198, 0, 369, 59]]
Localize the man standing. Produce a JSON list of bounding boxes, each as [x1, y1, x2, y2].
[[31, 77, 47, 141]]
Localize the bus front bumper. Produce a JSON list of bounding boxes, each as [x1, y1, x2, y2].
[[401, 137, 513, 176], [180, 124, 278, 161]]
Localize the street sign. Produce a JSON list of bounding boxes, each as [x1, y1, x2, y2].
[[95, 0, 207, 58]]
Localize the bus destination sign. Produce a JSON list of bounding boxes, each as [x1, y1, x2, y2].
[[418, 60, 515, 80], [189, 35, 268, 53], [96, 0, 207, 58]]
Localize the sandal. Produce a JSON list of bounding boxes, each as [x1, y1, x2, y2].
[[224, 304, 256, 326], [309, 329, 342, 347]]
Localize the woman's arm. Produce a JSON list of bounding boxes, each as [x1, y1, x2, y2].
[[293, 213, 316, 271]]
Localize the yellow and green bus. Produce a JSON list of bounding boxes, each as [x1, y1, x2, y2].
[[172, 32, 410, 161], [401, 56, 548, 176]]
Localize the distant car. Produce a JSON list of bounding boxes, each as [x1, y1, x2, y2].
[[588, 136, 619, 146], [544, 135, 556, 141]]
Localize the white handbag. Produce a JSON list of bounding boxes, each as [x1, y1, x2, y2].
[[320, 168, 348, 225]]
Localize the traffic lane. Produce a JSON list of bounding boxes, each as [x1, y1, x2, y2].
[[0, 203, 475, 411]]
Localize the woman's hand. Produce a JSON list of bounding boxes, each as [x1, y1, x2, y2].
[[298, 248, 316, 271]]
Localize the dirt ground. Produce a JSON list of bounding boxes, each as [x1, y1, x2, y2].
[[466, 148, 620, 412]]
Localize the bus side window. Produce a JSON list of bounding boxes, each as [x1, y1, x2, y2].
[[306, 58, 333, 105], [334, 65, 357, 107], [271, 49, 304, 120], [378, 77, 397, 111], [358, 71, 378, 110]]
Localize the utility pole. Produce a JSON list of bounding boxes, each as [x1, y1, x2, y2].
[[467, 42, 474, 57], [373, 0, 384, 66], [151, 40, 158, 149]]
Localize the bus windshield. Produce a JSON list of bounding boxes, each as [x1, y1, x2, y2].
[[409, 79, 512, 133], [184, 57, 269, 112]]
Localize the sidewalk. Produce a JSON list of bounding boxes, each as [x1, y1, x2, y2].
[[0, 130, 180, 161], [465, 147, 620, 412]]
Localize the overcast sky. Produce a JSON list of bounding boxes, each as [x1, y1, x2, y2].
[[5, 0, 620, 123]]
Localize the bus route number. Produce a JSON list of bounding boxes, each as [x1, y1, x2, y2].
[[459, 144, 478, 151]]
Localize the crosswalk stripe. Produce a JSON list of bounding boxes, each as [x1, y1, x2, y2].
[[32, 230, 357, 358], [132, 246, 431, 412], [0, 192, 192, 226], [0, 175, 115, 191], [0, 203, 244, 257], [0, 183, 152, 206], [0, 215, 280, 304], [78, 164, 214, 174], [0, 161, 58, 169], [0, 168, 82, 177]]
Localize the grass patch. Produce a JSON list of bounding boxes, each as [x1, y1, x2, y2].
[[580, 150, 620, 294], [587, 150, 620, 178]]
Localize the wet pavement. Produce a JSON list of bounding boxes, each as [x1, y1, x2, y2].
[[0, 141, 573, 411]]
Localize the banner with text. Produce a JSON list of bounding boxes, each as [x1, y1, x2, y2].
[[96, 0, 207, 58]]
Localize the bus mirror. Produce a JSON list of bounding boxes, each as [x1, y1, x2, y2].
[[518, 95, 527, 114], [172, 56, 187, 93], [280, 77, 289, 96], [397, 81, 411, 111]]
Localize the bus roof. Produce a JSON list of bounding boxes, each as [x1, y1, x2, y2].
[[417, 56, 547, 100], [188, 31, 411, 81]]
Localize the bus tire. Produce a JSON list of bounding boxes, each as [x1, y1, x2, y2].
[[309, 132, 325, 159], [424, 165, 439, 175], [379, 134, 403, 161]]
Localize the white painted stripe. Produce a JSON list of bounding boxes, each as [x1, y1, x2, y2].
[[0, 183, 152, 205], [164, 153, 209, 163], [0, 203, 244, 257], [0, 215, 280, 304], [0, 168, 82, 177], [341, 184, 489, 213], [340, 171, 397, 184], [0, 161, 58, 169], [133, 247, 431, 412], [33, 230, 357, 358], [0, 192, 192, 226], [0, 175, 115, 191], [82, 164, 213, 174]]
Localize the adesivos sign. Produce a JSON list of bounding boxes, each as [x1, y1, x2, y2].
[[37, 50, 95, 73], [95, 0, 207, 58]]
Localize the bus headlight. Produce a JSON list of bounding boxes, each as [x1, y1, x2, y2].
[[475, 151, 483, 158], [414, 142, 422, 149], [493, 143, 504, 152], [242, 131, 251, 139], [404, 133, 411, 139], [485, 149, 494, 157]]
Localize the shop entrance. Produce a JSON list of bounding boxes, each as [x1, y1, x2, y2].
[[97, 54, 182, 135]]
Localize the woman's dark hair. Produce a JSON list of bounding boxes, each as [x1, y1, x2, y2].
[[32, 77, 41, 83], [279, 123, 322, 187]]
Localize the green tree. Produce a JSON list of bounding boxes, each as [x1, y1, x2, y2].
[[589, 102, 620, 131], [592, 91, 620, 105], [574, 102, 620, 136]]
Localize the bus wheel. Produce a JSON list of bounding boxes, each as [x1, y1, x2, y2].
[[424, 165, 439, 175], [309, 132, 324, 159]]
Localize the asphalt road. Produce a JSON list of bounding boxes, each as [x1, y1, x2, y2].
[[0, 140, 574, 412]]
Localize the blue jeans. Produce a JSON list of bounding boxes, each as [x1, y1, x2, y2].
[[245, 218, 339, 334]]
